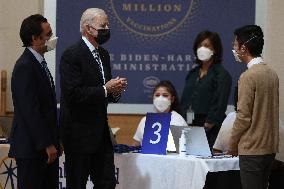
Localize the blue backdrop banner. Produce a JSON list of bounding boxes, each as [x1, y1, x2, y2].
[[56, 0, 255, 104]]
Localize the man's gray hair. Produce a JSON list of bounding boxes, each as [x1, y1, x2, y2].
[[80, 8, 105, 34]]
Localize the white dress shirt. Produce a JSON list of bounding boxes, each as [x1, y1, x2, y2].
[[247, 57, 264, 69], [82, 36, 107, 97]]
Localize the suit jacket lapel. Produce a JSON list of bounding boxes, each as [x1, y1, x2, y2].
[[25, 49, 56, 99], [79, 40, 105, 84]]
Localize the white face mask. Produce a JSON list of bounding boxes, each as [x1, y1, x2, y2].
[[45, 36, 58, 52], [197, 46, 213, 61], [153, 96, 171, 112], [232, 49, 242, 62]]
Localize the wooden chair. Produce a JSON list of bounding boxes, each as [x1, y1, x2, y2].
[[0, 70, 7, 116]]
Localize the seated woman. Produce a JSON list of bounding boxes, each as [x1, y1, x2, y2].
[[133, 80, 187, 151]]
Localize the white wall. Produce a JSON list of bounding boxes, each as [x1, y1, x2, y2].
[[43, 0, 56, 81], [255, 0, 268, 59], [0, 0, 43, 112], [265, 0, 284, 121]]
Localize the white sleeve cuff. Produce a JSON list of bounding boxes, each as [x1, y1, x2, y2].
[[103, 85, 107, 97]]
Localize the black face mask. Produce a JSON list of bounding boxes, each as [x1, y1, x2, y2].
[[95, 29, 110, 45]]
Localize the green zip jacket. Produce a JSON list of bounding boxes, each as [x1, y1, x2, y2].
[[180, 63, 232, 127]]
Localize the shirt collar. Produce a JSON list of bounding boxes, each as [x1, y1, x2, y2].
[[82, 36, 97, 53], [27, 47, 44, 63], [247, 57, 264, 69]]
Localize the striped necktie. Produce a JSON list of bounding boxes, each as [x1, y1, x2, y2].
[[41, 59, 54, 87], [92, 50, 106, 84]]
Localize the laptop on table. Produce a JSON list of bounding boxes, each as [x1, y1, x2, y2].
[[170, 125, 212, 157]]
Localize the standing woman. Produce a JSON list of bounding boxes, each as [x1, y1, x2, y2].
[[180, 30, 232, 149]]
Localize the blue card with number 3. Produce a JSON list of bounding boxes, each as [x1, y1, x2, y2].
[[141, 113, 171, 155]]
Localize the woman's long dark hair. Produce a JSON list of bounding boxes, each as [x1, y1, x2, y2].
[[193, 30, 223, 65], [152, 80, 181, 114]]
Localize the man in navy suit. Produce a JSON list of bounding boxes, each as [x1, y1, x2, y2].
[[60, 8, 127, 189], [9, 14, 59, 189]]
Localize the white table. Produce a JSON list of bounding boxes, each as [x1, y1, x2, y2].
[[0, 144, 239, 189], [113, 153, 239, 189]]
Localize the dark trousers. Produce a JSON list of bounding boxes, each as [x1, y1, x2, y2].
[[192, 113, 222, 150], [205, 126, 220, 150], [239, 154, 275, 189], [269, 160, 284, 189], [65, 137, 116, 189], [204, 171, 242, 189], [16, 157, 59, 189]]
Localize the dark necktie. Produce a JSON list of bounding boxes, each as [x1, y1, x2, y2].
[[41, 59, 54, 88], [92, 50, 106, 84]]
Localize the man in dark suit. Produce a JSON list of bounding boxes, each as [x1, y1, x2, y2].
[[60, 8, 127, 189], [8, 14, 59, 189]]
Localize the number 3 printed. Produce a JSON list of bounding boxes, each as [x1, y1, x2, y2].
[[150, 122, 162, 144]]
